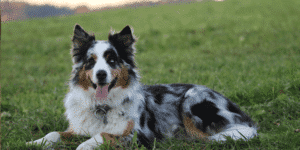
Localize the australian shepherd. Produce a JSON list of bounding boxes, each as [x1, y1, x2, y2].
[[27, 24, 258, 150]]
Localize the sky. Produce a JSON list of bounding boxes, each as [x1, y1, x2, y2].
[[7, 0, 161, 9]]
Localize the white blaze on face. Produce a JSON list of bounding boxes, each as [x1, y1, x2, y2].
[[90, 41, 118, 103], [91, 41, 112, 84]]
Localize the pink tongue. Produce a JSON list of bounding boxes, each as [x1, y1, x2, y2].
[[95, 85, 109, 102]]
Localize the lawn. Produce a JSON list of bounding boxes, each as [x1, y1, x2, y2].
[[1, 0, 300, 149]]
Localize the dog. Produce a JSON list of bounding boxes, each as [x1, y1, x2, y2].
[[26, 24, 258, 150]]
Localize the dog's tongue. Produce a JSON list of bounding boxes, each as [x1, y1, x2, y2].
[[95, 85, 109, 102]]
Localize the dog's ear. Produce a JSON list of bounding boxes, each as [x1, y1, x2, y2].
[[72, 24, 95, 49], [108, 25, 135, 50], [108, 26, 136, 67], [119, 26, 133, 37], [71, 24, 95, 63]]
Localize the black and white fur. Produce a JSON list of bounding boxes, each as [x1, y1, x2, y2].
[[26, 24, 258, 150]]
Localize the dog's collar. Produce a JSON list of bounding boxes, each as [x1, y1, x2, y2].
[[94, 104, 112, 124], [95, 104, 111, 114]]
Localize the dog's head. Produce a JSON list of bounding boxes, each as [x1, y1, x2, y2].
[[70, 24, 137, 101]]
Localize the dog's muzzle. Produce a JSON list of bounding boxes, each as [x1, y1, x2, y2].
[[90, 76, 118, 93]]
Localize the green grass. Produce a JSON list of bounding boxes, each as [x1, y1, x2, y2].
[[1, 0, 300, 149]]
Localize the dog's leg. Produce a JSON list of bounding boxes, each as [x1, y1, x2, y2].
[[26, 131, 75, 148], [26, 131, 61, 148], [182, 113, 209, 140], [76, 133, 104, 150], [76, 120, 135, 150], [100, 120, 135, 146]]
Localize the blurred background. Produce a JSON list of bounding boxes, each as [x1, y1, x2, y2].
[[1, 0, 223, 22]]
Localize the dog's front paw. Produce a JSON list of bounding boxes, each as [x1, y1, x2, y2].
[[26, 139, 53, 149], [26, 137, 53, 146], [26, 132, 61, 148], [76, 143, 96, 150], [76, 134, 104, 150]]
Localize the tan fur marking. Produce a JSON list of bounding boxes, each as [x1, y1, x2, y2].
[[86, 69, 93, 84], [100, 120, 135, 146], [92, 54, 97, 61], [111, 68, 121, 79], [58, 131, 78, 144], [182, 114, 209, 140], [100, 132, 117, 146], [114, 65, 130, 89], [122, 120, 135, 136], [78, 66, 93, 90]]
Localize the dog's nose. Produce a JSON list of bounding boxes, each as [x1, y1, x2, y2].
[[96, 70, 107, 80]]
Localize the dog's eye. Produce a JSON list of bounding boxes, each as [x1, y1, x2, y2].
[[107, 57, 116, 64], [86, 58, 95, 70], [109, 59, 115, 63]]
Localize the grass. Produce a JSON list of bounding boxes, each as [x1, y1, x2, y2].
[[1, 0, 300, 149]]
